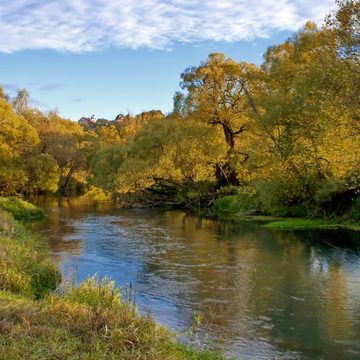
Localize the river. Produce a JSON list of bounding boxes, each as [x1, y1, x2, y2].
[[28, 198, 360, 359]]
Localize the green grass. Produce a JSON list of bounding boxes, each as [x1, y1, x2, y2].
[[0, 209, 60, 298], [0, 197, 44, 220], [263, 218, 360, 231], [0, 201, 226, 360], [214, 205, 360, 232], [215, 211, 360, 231]]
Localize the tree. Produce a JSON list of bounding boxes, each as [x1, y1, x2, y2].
[[25, 154, 59, 194], [12, 88, 29, 114], [325, 0, 360, 133], [172, 91, 186, 117], [179, 53, 261, 186], [0, 93, 40, 195], [325, 0, 360, 64], [22, 109, 94, 195], [253, 19, 360, 215]]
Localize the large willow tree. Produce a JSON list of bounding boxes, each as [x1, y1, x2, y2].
[[179, 53, 262, 186]]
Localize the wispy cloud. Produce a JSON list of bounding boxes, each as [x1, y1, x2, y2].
[[1, 83, 48, 107], [29, 97, 48, 108], [69, 97, 85, 102], [0, 0, 336, 53], [2, 81, 63, 92], [0, 83, 18, 92], [38, 83, 64, 91]]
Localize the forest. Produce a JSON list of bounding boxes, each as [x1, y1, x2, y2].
[[1, 0, 359, 223]]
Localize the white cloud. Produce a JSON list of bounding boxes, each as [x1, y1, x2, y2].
[[0, 0, 336, 53]]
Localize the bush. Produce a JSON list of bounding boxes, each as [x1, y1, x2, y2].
[[214, 187, 261, 217], [255, 178, 309, 217], [344, 196, 360, 222], [314, 178, 346, 204]]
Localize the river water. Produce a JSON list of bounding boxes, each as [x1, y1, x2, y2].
[[28, 199, 360, 359]]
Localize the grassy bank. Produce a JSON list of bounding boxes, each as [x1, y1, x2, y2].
[[0, 200, 225, 359], [0, 197, 44, 221], [0, 208, 59, 298], [213, 194, 360, 231], [263, 218, 360, 231]]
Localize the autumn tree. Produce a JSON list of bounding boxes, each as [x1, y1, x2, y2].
[[12, 88, 29, 115], [0, 91, 38, 195], [254, 18, 360, 215], [179, 53, 261, 186], [324, 0, 360, 133], [0, 89, 59, 195], [23, 109, 94, 195]]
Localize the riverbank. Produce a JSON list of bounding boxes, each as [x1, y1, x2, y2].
[[120, 186, 360, 232], [0, 199, 225, 360], [213, 212, 360, 231], [212, 194, 360, 231], [28, 192, 360, 232]]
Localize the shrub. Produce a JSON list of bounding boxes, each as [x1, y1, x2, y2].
[[214, 186, 261, 217], [255, 178, 308, 217], [344, 196, 360, 222]]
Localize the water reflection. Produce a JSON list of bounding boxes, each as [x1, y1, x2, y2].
[[29, 199, 360, 360]]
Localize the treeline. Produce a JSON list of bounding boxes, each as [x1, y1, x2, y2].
[[0, 88, 165, 197], [1, 0, 359, 220]]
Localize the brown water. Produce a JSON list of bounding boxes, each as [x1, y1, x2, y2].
[[28, 198, 360, 359]]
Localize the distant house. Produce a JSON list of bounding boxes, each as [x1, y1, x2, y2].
[[78, 116, 95, 125], [96, 118, 110, 126], [78, 110, 165, 130], [114, 113, 130, 124]]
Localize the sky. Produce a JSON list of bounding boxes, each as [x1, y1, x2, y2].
[[0, 0, 336, 121]]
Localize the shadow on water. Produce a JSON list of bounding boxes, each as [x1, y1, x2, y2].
[[28, 198, 360, 360]]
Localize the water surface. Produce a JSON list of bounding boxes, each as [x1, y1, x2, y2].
[[29, 199, 360, 359]]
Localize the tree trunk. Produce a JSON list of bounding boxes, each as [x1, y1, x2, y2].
[[214, 125, 239, 187], [223, 125, 235, 148]]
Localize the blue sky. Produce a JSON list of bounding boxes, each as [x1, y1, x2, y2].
[[0, 0, 336, 121]]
